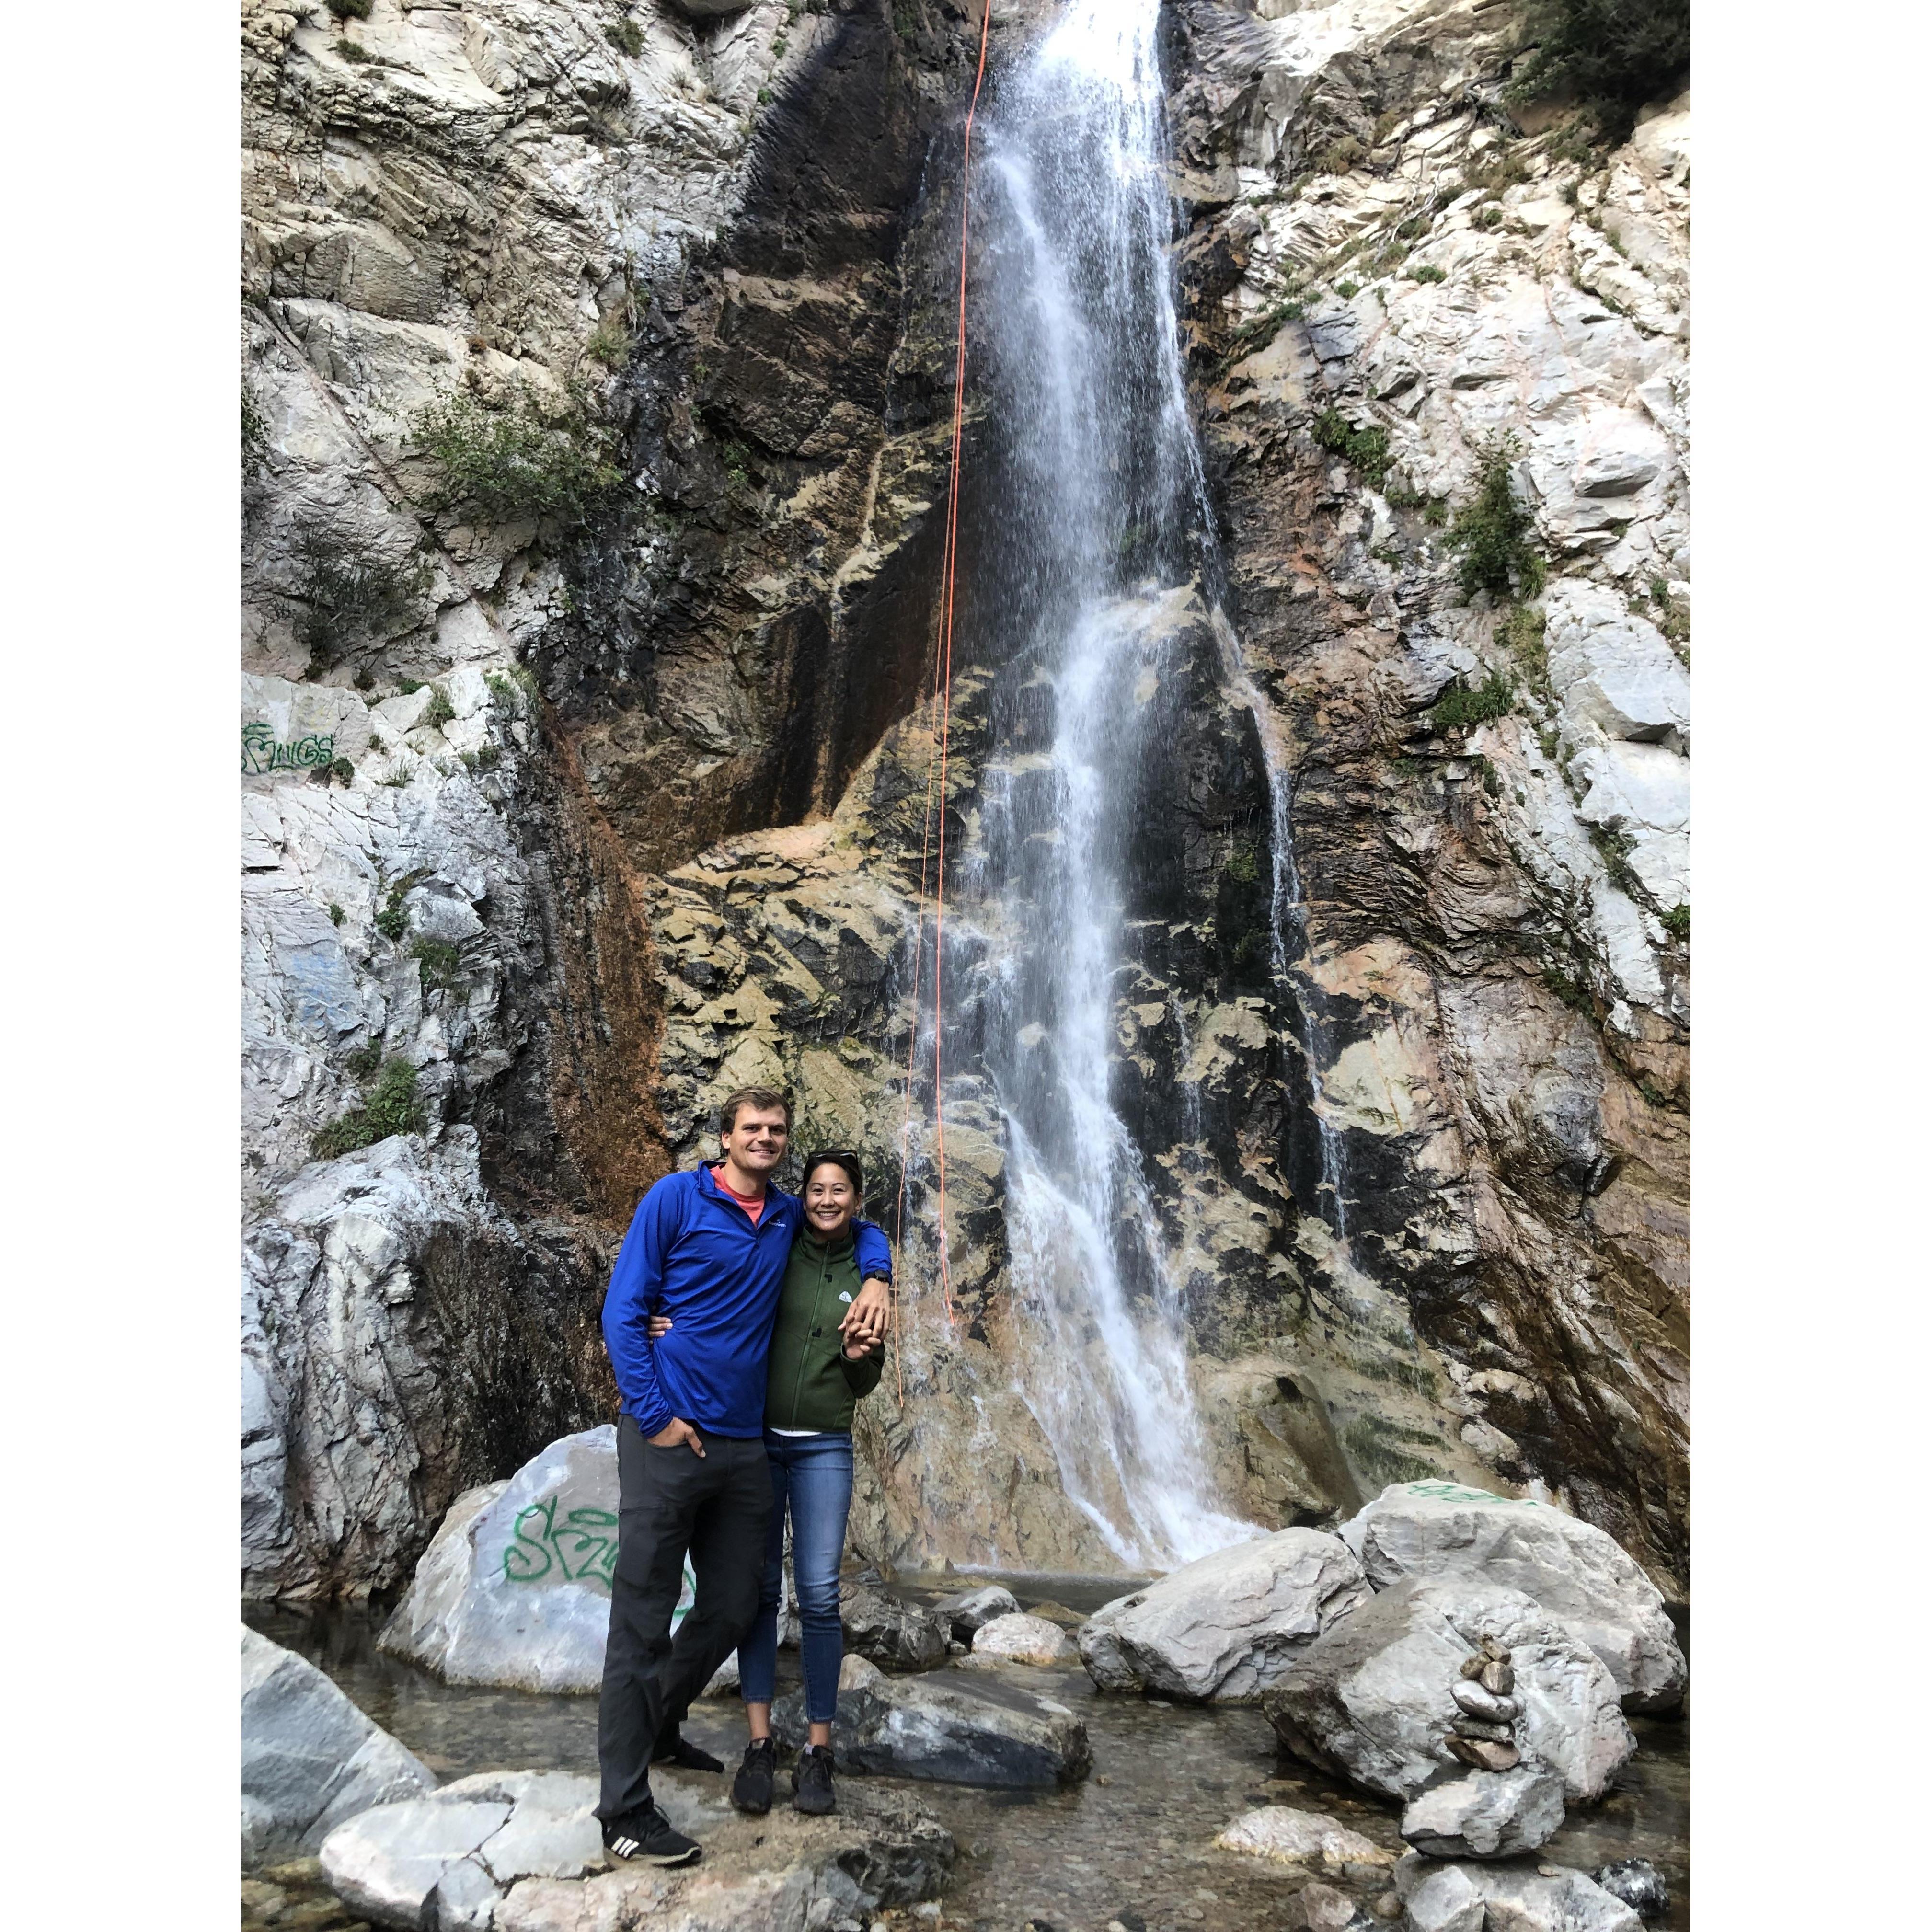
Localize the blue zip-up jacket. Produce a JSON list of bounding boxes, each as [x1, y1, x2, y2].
[[601, 1164, 893, 1439]]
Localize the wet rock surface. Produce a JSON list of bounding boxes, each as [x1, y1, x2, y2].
[[841, 1574, 955, 1673], [1400, 1765, 1566, 1860], [1394, 1851, 1643, 1932], [249, 1595, 1688, 1932], [772, 1663, 1092, 1789]]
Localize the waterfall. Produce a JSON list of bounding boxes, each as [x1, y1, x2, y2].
[[943, 0, 1270, 1569]]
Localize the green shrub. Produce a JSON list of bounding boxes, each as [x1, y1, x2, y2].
[[422, 685, 456, 731], [1497, 603, 1548, 683], [335, 38, 374, 63], [352, 666, 376, 691], [1542, 964, 1591, 1011], [1474, 205, 1505, 230], [604, 18, 644, 57], [283, 530, 432, 674], [891, 0, 919, 40], [329, 902, 346, 927], [411, 936, 464, 992], [1311, 408, 1392, 489], [374, 879, 411, 941], [411, 385, 623, 528], [329, 758, 356, 786], [586, 314, 631, 367], [1315, 135, 1366, 176], [1335, 279, 1360, 299], [326, 0, 372, 17], [1430, 670, 1516, 733], [1407, 264, 1447, 284], [1449, 434, 1545, 599], [312, 1057, 426, 1161], [1507, 0, 1690, 143], [344, 1040, 383, 1079], [1659, 903, 1690, 942]]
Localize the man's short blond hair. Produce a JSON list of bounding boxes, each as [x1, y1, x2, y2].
[[718, 1086, 792, 1137]]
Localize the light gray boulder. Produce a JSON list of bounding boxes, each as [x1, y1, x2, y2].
[[242, 1626, 435, 1867], [1212, 1806, 1396, 1871], [967, 1612, 1076, 1667], [934, 1582, 1022, 1640], [1077, 1527, 1370, 1702], [1262, 1576, 1635, 1803], [772, 1665, 1091, 1788], [380, 1429, 636, 1692], [1399, 1766, 1565, 1859], [1394, 1853, 1641, 1932], [321, 1770, 721, 1930], [1339, 1482, 1688, 1712]]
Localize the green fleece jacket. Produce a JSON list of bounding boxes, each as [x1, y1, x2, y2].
[[764, 1230, 885, 1432]]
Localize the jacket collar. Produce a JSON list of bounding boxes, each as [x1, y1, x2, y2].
[[695, 1162, 793, 1219]]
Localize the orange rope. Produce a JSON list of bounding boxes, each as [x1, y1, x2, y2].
[[891, 0, 991, 1401]]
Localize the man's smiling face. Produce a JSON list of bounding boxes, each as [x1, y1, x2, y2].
[[721, 1103, 789, 1179]]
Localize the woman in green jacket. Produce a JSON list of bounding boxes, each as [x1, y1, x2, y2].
[[645, 1148, 886, 1818]]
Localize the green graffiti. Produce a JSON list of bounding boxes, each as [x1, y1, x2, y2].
[[1406, 1481, 1532, 1506], [501, 1498, 620, 1589], [243, 721, 335, 775]]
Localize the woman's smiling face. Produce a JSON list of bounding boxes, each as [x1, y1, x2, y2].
[[803, 1164, 856, 1238]]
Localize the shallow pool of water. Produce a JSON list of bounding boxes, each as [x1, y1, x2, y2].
[[247, 1586, 1687, 1932]]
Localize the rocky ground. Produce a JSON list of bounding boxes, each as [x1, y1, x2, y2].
[[241, 0, 1690, 1631]]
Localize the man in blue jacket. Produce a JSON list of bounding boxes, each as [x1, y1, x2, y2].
[[595, 1086, 891, 1866]]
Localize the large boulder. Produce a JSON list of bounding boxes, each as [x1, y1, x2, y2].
[[1399, 1766, 1565, 1859], [1340, 1482, 1687, 1712], [323, 1768, 950, 1932], [1261, 1576, 1635, 1803], [840, 1576, 952, 1672], [1394, 1852, 1641, 1932], [772, 1664, 1092, 1788], [379, 1430, 625, 1692], [242, 1626, 435, 1867], [1077, 1528, 1370, 1702]]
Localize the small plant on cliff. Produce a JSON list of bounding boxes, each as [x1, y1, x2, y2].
[[410, 935, 465, 993], [411, 383, 622, 529], [604, 17, 645, 58], [421, 684, 456, 731], [1311, 408, 1392, 490], [1659, 903, 1690, 943], [283, 529, 433, 676], [1507, 0, 1690, 144], [1448, 434, 1545, 599], [891, 0, 920, 41], [586, 314, 631, 368], [242, 379, 270, 473], [1429, 669, 1516, 734], [326, 0, 373, 17], [312, 1057, 426, 1161], [1407, 264, 1448, 284], [335, 37, 375, 62], [1498, 603, 1549, 685]]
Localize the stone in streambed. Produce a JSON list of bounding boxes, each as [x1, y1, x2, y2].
[[1261, 1576, 1634, 1802], [772, 1667, 1090, 1787], [242, 1626, 435, 1867], [1400, 1766, 1565, 1859], [1340, 1483, 1686, 1712], [1594, 1859, 1670, 1920], [1394, 1853, 1641, 1932], [934, 1583, 1021, 1641], [1077, 1528, 1369, 1701], [967, 1612, 1077, 1667], [1286, 1880, 1373, 1930], [841, 1576, 952, 1672], [1212, 1806, 1396, 1870]]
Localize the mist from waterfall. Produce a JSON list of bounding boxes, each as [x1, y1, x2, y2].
[[955, 0, 1266, 1569]]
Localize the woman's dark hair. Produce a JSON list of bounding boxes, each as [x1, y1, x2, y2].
[[801, 1148, 863, 1196]]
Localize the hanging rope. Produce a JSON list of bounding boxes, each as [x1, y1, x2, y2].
[[891, 0, 991, 1401]]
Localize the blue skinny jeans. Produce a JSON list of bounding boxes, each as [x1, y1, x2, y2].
[[736, 1429, 853, 1725]]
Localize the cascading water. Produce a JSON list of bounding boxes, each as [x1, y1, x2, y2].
[[938, 0, 1270, 1569]]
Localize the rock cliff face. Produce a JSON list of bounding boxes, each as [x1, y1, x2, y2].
[[241, 0, 1687, 1600]]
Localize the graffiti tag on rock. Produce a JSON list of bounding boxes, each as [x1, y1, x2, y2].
[[500, 1497, 619, 1590], [243, 722, 335, 775]]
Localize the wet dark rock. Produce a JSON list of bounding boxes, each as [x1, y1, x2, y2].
[[1595, 1859, 1671, 1920], [935, 1583, 1022, 1641], [772, 1668, 1091, 1789], [841, 1578, 953, 1672]]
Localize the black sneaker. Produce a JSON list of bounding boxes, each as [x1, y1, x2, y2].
[[601, 1803, 702, 1867], [792, 1743, 837, 1816], [651, 1725, 724, 1773], [732, 1736, 776, 1815]]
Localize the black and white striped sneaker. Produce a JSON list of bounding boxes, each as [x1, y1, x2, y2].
[[601, 1803, 702, 1867]]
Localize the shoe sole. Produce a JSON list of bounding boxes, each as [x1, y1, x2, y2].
[[793, 1796, 837, 1815], [605, 1841, 702, 1868], [731, 1793, 773, 1815]]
